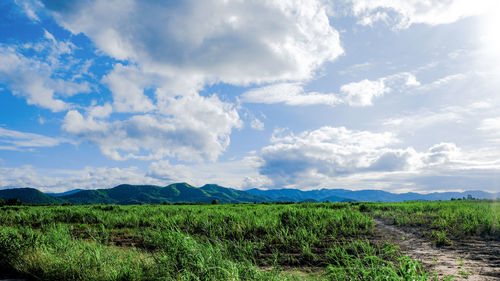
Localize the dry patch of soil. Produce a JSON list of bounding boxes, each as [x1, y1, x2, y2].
[[373, 219, 500, 280]]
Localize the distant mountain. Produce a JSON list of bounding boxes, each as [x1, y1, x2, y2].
[[1, 184, 498, 205], [61, 189, 117, 204], [199, 184, 268, 202], [60, 183, 269, 204], [246, 188, 500, 202], [0, 184, 270, 205], [0, 188, 64, 204], [246, 188, 356, 202]]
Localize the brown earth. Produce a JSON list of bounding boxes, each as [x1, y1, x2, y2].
[[373, 219, 500, 280]]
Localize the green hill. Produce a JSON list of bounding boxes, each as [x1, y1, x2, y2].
[[61, 189, 117, 204], [0, 188, 64, 204], [3, 185, 498, 205], [199, 184, 267, 203], [60, 183, 269, 204], [1, 184, 270, 205]]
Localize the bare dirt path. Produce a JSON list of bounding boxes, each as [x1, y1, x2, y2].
[[373, 219, 500, 280]]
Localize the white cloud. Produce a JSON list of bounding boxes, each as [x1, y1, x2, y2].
[[250, 118, 265, 131], [241, 83, 340, 106], [254, 126, 500, 191], [241, 72, 418, 107], [382, 111, 462, 130], [0, 46, 66, 111], [348, 0, 492, 29], [45, 0, 343, 85], [0, 127, 69, 150], [382, 102, 494, 134], [337, 62, 373, 75], [250, 120, 500, 191], [258, 126, 424, 186], [38, 30, 76, 59], [87, 103, 113, 119], [37, 0, 345, 164], [418, 73, 466, 91], [101, 64, 156, 113], [147, 157, 271, 189], [14, 0, 42, 21], [340, 78, 389, 106], [423, 142, 461, 165], [479, 117, 500, 134], [0, 38, 91, 112], [62, 94, 242, 162], [0, 158, 272, 192], [0, 166, 162, 192]]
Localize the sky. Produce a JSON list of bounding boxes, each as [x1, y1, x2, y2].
[[1, 0, 500, 193]]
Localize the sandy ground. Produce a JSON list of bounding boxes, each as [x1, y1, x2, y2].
[[373, 219, 500, 280]]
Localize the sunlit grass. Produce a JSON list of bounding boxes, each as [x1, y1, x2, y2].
[[363, 200, 500, 244], [0, 203, 436, 280]]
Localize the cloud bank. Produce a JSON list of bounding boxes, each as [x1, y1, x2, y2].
[[35, 0, 344, 162]]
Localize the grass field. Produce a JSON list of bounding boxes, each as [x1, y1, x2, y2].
[[1, 201, 498, 280], [361, 200, 500, 246]]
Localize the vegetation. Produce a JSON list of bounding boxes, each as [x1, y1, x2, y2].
[[0, 184, 270, 205], [3, 184, 498, 205], [247, 188, 499, 203], [2, 200, 497, 280], [0, 188, 63, 204], [0, 202, 431, 280], [360, 200, 500, 244]]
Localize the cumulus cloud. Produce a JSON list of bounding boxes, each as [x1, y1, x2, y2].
[[258, 126, 424, 186], [34, 0, 346, 162], [62, 94, 241, 162], [44, 0, 343, 84], [252, 123, 500, 191], [340, 72, 419, 106], [340, 78, 389, 106], [241, 72, 418, 107], [60, 60, 242, 163], [87, 103, 113, 119], [423, 142, 461, 165], [0, 127, 69, 151], [347, 0, 492, 29], [101, 64, 156, 113], [255, 125, 493, 188]]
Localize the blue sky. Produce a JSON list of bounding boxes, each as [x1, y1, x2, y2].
[[1, 0, 500, 193]]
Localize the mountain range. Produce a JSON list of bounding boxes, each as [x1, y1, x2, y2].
[[0, 183, 268, 205], [0, 183, 498, 205], [246, 188, 500, 202]]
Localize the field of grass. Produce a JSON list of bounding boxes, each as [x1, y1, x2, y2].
[[0, 202, 436, 280], [361, 200, 500, 246]]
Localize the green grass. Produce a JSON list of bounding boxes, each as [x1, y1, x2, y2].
[[0, 203, 433, 280], [359, 200, 500, 244]]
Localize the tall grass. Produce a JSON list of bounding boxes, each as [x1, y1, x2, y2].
[[362, 200, 500, 244], [0, 203, 429, 280]]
